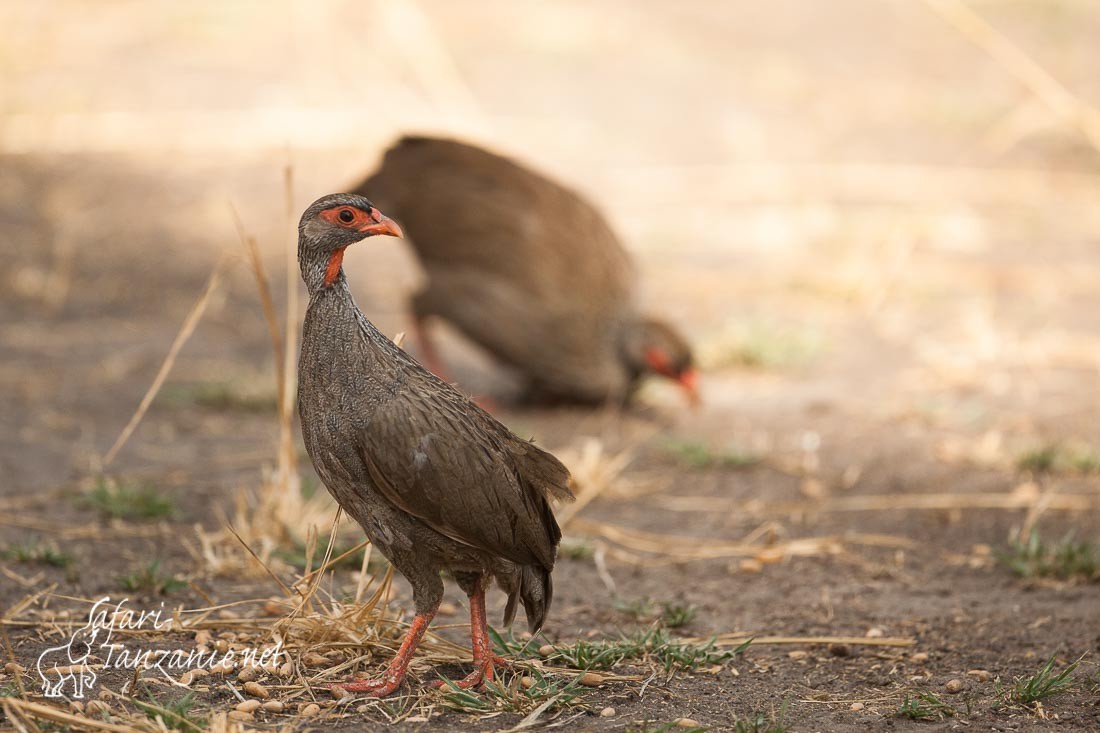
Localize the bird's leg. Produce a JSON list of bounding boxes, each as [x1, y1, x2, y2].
[[431, 577, 510, 690], [413, 314, 450, 382], [330, 608, 436, 697]]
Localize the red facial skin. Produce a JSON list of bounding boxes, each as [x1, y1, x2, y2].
[[319, 205, 404, 287], [645, 348, 701, 406]]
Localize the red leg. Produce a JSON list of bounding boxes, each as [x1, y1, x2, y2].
[[430, 582, 509, 690], [330, 610, 435, 697], [414, 315, 450, 382]]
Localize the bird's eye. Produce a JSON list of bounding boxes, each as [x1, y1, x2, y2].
[[338, 208, 355, 224]]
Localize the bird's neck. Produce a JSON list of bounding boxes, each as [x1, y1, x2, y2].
[[300, 249, 348, 294]]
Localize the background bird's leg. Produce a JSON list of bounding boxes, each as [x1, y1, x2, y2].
[[330, 607, 437, 696], [413, 314, 450, 382], [431, 573, 510, 689]]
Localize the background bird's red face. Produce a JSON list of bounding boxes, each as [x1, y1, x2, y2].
[[645, 347, 700, 406]]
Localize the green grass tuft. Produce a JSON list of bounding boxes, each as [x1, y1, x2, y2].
[[999, 530, 1098, 581], [1010, 654, 1080, 704], [134, 689, 204, 732], [662, 440, 758, 470], [2, 537, 73, 568], [547, 627, 748, 673], [731, 700, 791, 732], [897, 692, 958, 720], [117, 559, 187, 595], [439, 669, 582, 715], [84, 477, 175, 520]]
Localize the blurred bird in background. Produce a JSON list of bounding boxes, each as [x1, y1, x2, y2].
[[353, 136, 698, 408]]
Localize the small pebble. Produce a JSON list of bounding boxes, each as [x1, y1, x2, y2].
[[228, 710, 253, 722], [262, 700, 285, 713], [300, 703, 321, 717], [675, 719, 700, 728], [235, 699, 261, 713], [600, 706, 616, 718], [214, 639, 230, 653], [263, 600, 284, 616], [787, 650, 808, 660], [850, 702, 864, 711], [865, 627, 885, 638], [86, 700, 111, 715], [910, 652, 929, 663], [578, 672, 604, 687], [519, 676, 535, 689], [243, 681, 269, 699], [967, 669, 992, 682], [237, 666, 257, 683], [944, 678, 965, 694], [538, 644, 555, 657]]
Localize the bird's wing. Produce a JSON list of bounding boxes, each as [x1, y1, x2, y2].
[[355, 375, 570, 570]]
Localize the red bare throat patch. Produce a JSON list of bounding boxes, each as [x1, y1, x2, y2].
[[324, 247, 347, 287]]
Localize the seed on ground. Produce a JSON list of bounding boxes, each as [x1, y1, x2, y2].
[[278, 662, 294, 677], [330, 686, 351, 700], [235, 699, 261, 713], [578, 672, 604, 687], [520, 676, 535, 689], [228, 710, 253, 722], [944, 678, 965, 694], [738, 558, 763, 573], [303, 652, 328, 667], [538, 644, 555, 657], [69, 701, 84, 713], [967, 669, 991, 682], [600, 706, 616, 717], [4, 662, 26, 674], [788, 650, 808, 659], [300, 703, 321, 717], [828, 643, 851, 657], [243, 681, 269, 698], [910, 652, 929, 663], [237, 666, 257, 682], [850, 702, 864, 711], [675, 718, 700, 728], [262, 700, 285, 713]]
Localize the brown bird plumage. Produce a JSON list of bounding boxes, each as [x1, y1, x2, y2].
[[296, 193, 574, 696], [353, 136, 698, 405]]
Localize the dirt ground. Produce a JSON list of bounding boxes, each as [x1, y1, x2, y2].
[[2, 1, 1100, 731]]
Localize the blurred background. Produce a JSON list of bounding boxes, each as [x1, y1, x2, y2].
[[2, 1, 1100, 727]]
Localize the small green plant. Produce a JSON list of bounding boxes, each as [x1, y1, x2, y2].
[[439, 669, 582, 715], [558, 537, 595, 561], [663, 440, 758, 470], [897, 692, 957, 720], [163, 381, 277, 413], [2, 538, 73, 568], [999, 530, 1098, 581], [548, 627, 749, 672], [732, 700, 791, 732], [1011, 654, 1080, 704], [1016, 443, 1100, 475], [661, 601, 698, 628], [134, 689, 204, 731], [117, 559, 187, 595], [0, 682, 20, 698], [84, 478, 175, 520], [614, 596, 657, 619]]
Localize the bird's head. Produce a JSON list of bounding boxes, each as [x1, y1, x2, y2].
[[298, 193, 403, 290], [621, 318, 699, 406]]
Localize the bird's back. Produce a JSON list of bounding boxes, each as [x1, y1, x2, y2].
[[353, 136, 638, 398]]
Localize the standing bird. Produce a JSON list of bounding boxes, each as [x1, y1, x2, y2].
[[296, 193, 574, 696], [352, 136, 698, 406]]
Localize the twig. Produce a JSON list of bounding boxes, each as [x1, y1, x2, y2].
[[103, 259, 226, 466], [922, 0, 1100, 152]]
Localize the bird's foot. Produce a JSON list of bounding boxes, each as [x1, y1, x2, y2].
[[328, 674, 404, 697], [429, 654, 514, 690]]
